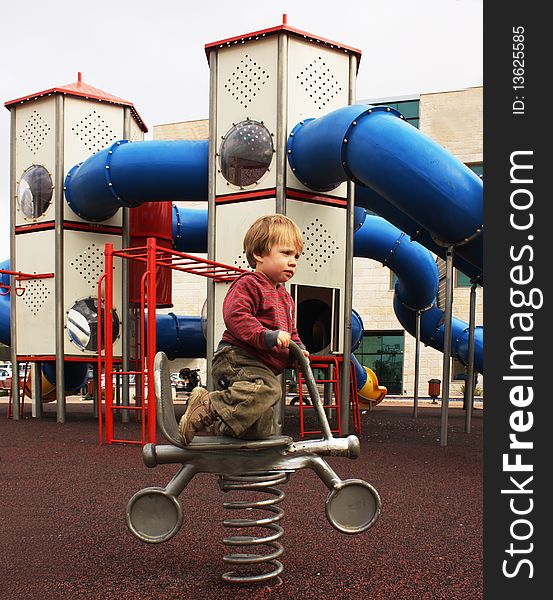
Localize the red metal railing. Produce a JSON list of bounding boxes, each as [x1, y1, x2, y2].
[[297, 355, 361, 438], [98, 237, 247, 445], [0, 269, 54, 297]]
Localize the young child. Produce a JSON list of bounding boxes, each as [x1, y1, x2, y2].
[[178, 214, 309, 445]]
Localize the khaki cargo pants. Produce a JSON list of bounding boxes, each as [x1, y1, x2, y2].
[[209, 345, 282, 439]]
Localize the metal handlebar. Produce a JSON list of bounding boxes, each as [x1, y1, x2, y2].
[[288, 341, 333, 441]]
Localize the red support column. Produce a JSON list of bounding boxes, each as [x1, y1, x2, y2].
[[104, 244, 114, 444], [146, 237, 157, 443]]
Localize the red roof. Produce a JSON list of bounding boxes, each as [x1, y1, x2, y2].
[[205, 16, 362, 68], [4, 75, 148, 132]]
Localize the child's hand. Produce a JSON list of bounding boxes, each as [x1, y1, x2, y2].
[[276, 331, 291, 348], [302, 349, 310, 358]]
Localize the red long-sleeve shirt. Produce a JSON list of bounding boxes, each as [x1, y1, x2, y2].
[[220, 271, 304, 374]]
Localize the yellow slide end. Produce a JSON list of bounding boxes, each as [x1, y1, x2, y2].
[[358, 366, 387, 407], [23, 370, 57, 403]]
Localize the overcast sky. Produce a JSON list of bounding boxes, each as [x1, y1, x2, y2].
[[0, 0, 482, 260]]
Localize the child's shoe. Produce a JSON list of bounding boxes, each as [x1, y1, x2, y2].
[[178, 387, 219, 445]]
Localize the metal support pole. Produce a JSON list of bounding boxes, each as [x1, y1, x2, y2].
[[206, 48, 218, 393], [413, 310, 421, 418], [275, 30, 289, 435], [55, 94, 66, 422], [121, 107, 132, 423], [31, 362, 43, 418], [339, 53, 358, 436], [464, 283, 477, 433], [440, 246, 454, 446], [9, 106, 19, 420]]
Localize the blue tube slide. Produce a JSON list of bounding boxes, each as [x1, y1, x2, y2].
[[0, 260, 11, 346], [355, 214, 483, 374], [162, 208, 482, 375], [355, 185, 482, 284], [172, 206, 208, 254], [287, 104, 483, 273], [65, 140, 208, 221]]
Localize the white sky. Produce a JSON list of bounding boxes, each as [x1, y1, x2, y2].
[[0, 0, 482, 260]]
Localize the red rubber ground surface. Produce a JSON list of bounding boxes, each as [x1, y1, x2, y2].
[[0, 402, 482, 599]]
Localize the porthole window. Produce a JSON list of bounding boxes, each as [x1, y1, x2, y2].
[[66, 297, 120, 352], [220, 120, 273, 187], [17, 165, 53, 219]]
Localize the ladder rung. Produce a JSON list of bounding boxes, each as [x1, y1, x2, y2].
[[110, 438, 143, 445]]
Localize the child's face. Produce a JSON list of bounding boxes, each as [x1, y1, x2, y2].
[[254, 243, 301, 286]]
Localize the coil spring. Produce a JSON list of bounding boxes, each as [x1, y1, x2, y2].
[[219, 470, 288, 584]]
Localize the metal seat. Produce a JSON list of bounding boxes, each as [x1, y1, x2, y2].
[[127, 341, 381, 584]]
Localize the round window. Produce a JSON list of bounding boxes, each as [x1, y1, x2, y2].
[[66, 297, 120, 352], [18, 165, 53, 219], [220, 120, 273, 186]]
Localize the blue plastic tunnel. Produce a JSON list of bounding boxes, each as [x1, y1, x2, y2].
[[287, 104, 483, 273], [354, 213, 483, 374], [65, 140, 209, 221]]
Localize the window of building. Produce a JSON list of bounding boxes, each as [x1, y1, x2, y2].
[[468, 163, 483, 178], [370, 99, 420, 128], [456, 270, 472, 288], [451, 358, 466, 382], [354, 331, 404, 394]]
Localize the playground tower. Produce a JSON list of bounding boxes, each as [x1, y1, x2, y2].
[[205, 17, 361, 426], [5, 75, 146, 419]]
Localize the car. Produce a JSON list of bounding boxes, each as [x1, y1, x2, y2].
[[0, 368, 11, 381]]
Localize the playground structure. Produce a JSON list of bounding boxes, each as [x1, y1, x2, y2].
[[2, 17, 483, 436], [1, 15, 484, 584]]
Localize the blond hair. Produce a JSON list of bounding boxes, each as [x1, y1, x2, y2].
[[243, 215, 304, 268]]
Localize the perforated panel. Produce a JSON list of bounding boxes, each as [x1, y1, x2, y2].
[[21, 278, 52, 316], [287, 38, 350, 198], [64, 97, 124, 225], [301, 217, 341, 274], [224, 54, 271, 108], [296, 57, 344, 111], [286, 199, 346, 289], [14, 98, 57, 227], [15, 230, 56, 355], [19, 110, 52, 155], [216, 38, 278, 194], [69, 242, 105, 286], [71, 109, 118, 153]]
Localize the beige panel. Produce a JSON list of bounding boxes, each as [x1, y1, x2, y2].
[[63, 230, 123, 357], [215, 38, 278, 193], [215, 198, 276, 266], [129, 119, 145, 142], [63, 96, 125, 225], [286, 199, 346, 289], [419, 87, 483, 164], [213, 198, 275, 344], [286, 38, 350, 197], [15, 230, 56, 354], [14, 98, 57, 227]]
